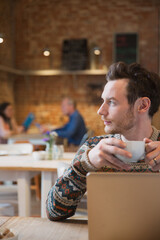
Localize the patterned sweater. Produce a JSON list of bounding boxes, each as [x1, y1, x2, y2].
[[46, 126, 160, 221]]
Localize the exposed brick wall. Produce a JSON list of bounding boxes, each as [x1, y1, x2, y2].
[[1, 0, 160, 135], [0, 72, 15, 104], [14, 74, 106, 136], [0, 0, 15, 67], [14, 0, 160, 72], [0, 0, 15, 105]]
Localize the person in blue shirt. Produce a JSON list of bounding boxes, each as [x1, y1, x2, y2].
[[53, 97, 87, 146]]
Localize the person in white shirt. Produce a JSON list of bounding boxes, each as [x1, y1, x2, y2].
[[0, 102, 24, 143]]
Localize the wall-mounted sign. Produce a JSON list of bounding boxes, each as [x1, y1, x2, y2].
[[62, 38, 88, 70], [114, 33, 138, 64]]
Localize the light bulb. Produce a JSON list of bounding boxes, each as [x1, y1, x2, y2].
[[43, 49, 50, 56], [94, 49, 101, 56], [0, 37, 4, 44]]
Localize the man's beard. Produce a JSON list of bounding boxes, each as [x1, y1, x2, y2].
[[104, 107, 136, 135]]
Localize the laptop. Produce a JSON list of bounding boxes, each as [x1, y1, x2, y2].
[[87, 172, 160, 240], [22, 112, 35, 131]]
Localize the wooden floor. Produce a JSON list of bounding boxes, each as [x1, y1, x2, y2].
[[0, 189, 41, 217]]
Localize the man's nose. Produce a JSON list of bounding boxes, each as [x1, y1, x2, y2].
[[97, 103, 108, 115]]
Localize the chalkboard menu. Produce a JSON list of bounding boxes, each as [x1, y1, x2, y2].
[[62, 38, 88, 70], [114, 33, 138, 64]]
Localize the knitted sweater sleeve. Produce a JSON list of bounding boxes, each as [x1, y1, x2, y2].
[[46, 136, 106, 221]]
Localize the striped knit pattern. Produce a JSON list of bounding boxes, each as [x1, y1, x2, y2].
[[46, 127, 160, 221]]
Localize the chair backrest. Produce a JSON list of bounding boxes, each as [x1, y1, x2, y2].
[[79, 128, 94, 146], [79, 132, 88, 146], [0, 143, 33, 155]]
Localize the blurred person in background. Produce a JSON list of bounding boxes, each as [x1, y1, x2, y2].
[[0, 102, 24, 143], [41, 97, 87, 146], [52, 97, 87, 146]]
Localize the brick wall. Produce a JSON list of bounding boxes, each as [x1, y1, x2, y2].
[[0, 72, 15, 104], [0, 0, 15, 67], [14, 0, 160, 72], [0, 0, 15, 106], [1, 0, 160, 135], [14, 74, 106, 135]]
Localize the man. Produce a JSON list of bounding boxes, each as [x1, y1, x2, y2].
[[52, 97, 87, 146], [46, 62, 160, 221]]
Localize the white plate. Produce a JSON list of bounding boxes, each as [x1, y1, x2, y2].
[[7, 150, 29, 155], [0, 150, 29, 156], [0, 150, 8, 156]]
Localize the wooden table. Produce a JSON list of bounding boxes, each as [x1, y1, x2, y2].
[[0, 153, 75, 218], [0, 216, 88, 240]]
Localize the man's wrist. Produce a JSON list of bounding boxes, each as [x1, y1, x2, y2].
[[81, 149, 97, 172]]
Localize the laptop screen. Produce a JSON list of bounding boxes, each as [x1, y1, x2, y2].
[[22, 113, 35, 131], [87, 172, 160, 240]]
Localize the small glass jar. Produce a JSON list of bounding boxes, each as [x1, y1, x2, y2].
[[45, 142, 53, 160], [52, 145, 64, 160]]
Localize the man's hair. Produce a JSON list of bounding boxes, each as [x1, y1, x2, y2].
[[106, 62, 160, 117], [63, 97, 77, 109]]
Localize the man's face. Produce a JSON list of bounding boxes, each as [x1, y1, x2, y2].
[[61, 99, 69, 115], [98, 79, 137, 135], [61, 99, 73, 116]]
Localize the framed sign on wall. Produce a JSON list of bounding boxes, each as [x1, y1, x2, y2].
[[62, 38, 88, 71], [114, 33, 138, 64]]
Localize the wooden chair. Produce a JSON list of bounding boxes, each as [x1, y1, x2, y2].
[[30, 174, 41, 200], [79, 128, 94, 146]]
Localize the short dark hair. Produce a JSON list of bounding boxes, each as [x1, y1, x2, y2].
[[63, 97, 77, 109], [106, 62, 160, 117]]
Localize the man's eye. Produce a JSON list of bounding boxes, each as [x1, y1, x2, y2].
[[108, 100, 116, 106]]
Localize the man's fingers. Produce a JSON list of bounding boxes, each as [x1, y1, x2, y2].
[[102, 138, 126, 149], [145, 141, 158, 154], [100, 151, 131, 171], [100, 157, 121, 170], [100, 143, 132, 159], [145, 149, 158, 164], [151, 163, 160, 172], [144, 138, 152, 144], [148, 156, 160, 171], [98, 138, 132, 170], [89, 138, 132, 170]]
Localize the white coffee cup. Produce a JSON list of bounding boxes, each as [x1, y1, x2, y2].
[[115, 141, 145, 163], [32, 151, 46, 161]]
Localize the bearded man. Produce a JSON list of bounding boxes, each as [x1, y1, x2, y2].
[[46, 62, 160, 221]]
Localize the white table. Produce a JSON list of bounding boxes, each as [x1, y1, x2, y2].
[[0, 152, 75, 218]]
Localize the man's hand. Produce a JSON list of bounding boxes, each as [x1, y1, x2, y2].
[[144, 138, 160, 171], [88, 138, 132, 170], [39, 124, 50, 134]]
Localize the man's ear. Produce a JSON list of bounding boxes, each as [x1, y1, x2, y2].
[[137, 97, 151, 113]]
